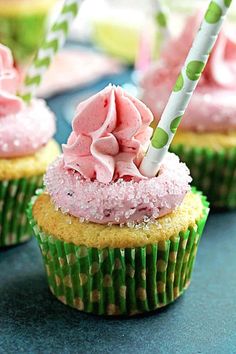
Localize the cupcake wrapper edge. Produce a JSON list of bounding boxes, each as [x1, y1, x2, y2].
[[27, 190, 209, 316], [0, 176, 43, 247], [171, 143, 236, 208]]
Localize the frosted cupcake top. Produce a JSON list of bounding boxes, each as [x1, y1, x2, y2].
[[45, 85, 191, 225], [141, 13, 236, 132], [0, 44, 56, 158], [63, 85, 153, 183]]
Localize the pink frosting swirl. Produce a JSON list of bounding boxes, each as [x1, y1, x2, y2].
[[0, 44, 23, 116], [0, 44, 56, 158], [141, 14, 236, 132], [45, 86, 191, 225], [63, 85, 153, 183]]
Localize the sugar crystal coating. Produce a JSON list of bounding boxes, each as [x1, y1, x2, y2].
[[44, 153, 191, 225], [0, 99, 56, 158]]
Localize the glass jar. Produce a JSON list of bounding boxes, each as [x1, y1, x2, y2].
[[0, 0, 57, 67]]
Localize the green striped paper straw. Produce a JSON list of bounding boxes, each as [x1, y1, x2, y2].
[[140, 0, 232, 177], [152, 0, 170, 40], [21, 0, 81, 102]]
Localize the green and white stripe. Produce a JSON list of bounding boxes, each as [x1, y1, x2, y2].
[[28, 190, 209, 316], [21, 0, 81, 103], [140, 0, 232, 177], [0, 176, 43, 247], [171, 144, 236, 208]]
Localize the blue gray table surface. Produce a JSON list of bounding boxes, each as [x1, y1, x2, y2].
[[1, 70, 236, 354]]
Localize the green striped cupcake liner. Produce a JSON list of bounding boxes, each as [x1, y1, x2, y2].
[[0, 175, 43, 247], [27, 191, 209, 316], [171, 144, 236, 208]]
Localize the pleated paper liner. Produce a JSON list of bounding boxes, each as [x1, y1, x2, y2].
[[0, 175, 43, 247], [27, 190, 209, 316], [171, 144, 236, 208]]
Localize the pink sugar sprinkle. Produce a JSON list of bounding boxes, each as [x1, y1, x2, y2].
[[44, 153, 191, 226]]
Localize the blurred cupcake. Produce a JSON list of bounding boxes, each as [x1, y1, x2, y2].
[[0, 0, 56, 66], [141, 13, 236, 208], [28, 85, 209, 316], [0, 43, 59, 247]]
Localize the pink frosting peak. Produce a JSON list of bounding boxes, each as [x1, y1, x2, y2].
[[0, 44, 23, 116], [141, 14, 236, 132], [63, 85, 153, 183]]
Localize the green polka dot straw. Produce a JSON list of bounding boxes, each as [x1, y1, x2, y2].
[[21, 0, 82, 103], [152, 0, 170, 40], [140, 0, 232, 177]]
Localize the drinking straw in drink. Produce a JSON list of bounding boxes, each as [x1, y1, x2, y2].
[[21, 0, 82, 102]]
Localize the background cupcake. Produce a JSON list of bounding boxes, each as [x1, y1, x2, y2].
[[28, 86, 209, 316], [0, 43, 59, 247], [141, 13, 236, 208]]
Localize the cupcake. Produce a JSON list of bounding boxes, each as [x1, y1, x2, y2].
[[0, 0, 56, 66], [28, 85, 209, 316], [0, 43, 59, 247], [141, 13, 236, 208]]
